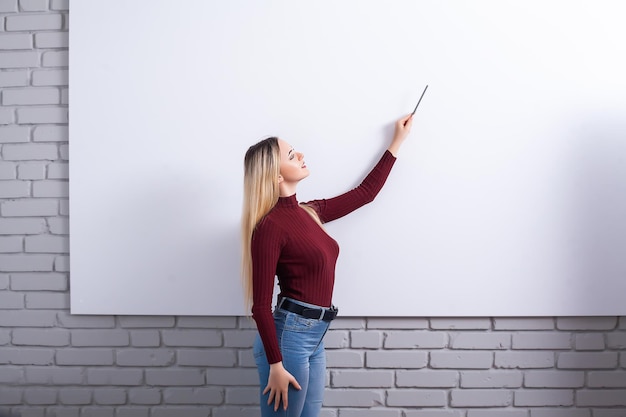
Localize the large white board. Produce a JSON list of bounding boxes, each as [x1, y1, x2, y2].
[[69, 0, 626, 316]]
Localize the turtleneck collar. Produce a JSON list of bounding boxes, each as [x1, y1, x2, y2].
[[276, 194, 299, 208]]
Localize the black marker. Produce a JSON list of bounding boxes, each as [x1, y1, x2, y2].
[[411, 85, 428, 116]]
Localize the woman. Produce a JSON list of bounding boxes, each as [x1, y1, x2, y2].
[[241, 114, 413, 416]]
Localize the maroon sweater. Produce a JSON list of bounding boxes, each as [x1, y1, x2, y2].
[[251, 150, 396, 364]]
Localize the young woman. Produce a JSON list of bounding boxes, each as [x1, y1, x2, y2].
[[241, 114, 413, 416]]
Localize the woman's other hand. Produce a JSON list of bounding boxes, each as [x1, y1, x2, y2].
[[388, 114, 413, 156], [264, 361, 302, 411]]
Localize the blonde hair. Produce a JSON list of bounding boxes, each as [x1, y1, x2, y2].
[[241, 137, 321, 313]]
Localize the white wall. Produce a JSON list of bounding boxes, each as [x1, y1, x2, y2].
[[69, 0, 626, 316]]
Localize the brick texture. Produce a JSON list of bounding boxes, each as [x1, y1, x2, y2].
[[0, 4, 624, 417]]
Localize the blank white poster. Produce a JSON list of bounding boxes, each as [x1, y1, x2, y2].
[[70, 0, 626, 316]]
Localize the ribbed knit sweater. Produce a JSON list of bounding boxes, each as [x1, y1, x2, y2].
[[251, 150, 396, 364]]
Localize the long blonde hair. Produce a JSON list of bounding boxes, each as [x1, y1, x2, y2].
[[241, 137, 321, 312], [241, 137, 281, 312]]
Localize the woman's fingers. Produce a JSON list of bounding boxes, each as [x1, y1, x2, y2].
[[263, 384, 290, 411], [290, 374, 302, 391], [264, 385, 282, 411], [263, 366, 302, 411], [399, 114, 413, 129], [394, 115, 412, 139], [275, 390, 283, 411]]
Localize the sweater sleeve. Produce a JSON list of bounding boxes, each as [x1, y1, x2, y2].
[[305, 150, 396, 223], [250, 218, 284, 364]]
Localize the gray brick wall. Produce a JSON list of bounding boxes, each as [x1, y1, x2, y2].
[[1, 2, 625, 416]]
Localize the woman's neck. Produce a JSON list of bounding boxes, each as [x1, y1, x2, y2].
[[279, 182, 297, 197]]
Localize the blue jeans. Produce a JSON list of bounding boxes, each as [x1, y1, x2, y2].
[[253, 298, 331, 417]]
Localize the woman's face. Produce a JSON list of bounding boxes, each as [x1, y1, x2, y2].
[[278, 138, 309, 184]]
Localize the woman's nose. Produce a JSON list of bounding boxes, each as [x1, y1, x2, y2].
[[297, 152, 304, 160]]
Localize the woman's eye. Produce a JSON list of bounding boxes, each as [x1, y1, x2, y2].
[[289, 155, 294, 160]]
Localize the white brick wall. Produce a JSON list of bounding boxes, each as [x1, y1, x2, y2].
[[0, 3, 625, 416]]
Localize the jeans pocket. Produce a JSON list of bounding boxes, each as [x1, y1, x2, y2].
[[284, 312, 317, 332]]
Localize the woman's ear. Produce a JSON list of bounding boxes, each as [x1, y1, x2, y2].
[[278, 174, 283, 184]]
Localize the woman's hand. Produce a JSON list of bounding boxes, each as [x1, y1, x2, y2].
[[387, 114, 413, 156], [264, 361, 302, 411]]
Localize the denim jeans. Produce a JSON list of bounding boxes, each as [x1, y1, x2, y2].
[[253, 298, 332, 417]]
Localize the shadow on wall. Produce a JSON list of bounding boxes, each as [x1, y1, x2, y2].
[[566, 115, 626, 309]]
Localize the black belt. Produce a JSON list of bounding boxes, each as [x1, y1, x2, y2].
[[279, 298, 338, 322]]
